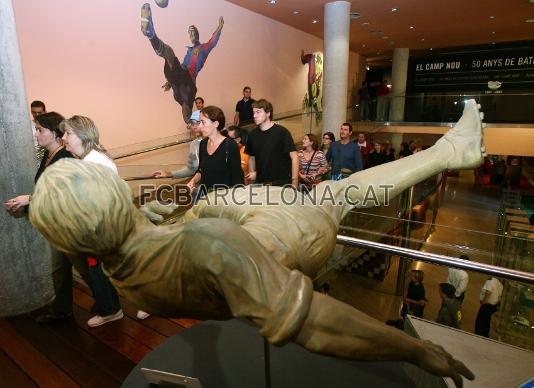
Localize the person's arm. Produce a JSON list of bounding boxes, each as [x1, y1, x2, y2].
[[455, 272, 469, 297], [234, 111, 240, 126], [187, 172, 201, 191], [290, 151, 299, 189], [4, 195, 31, 214], [247, 156, 256, 182], [228, 141, 244, 186]]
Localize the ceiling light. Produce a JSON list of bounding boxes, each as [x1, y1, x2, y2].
[[409, 26, 415, 29], [388, 41, 395, 46], [293, 10, 299, 15], [361, 22, 370, 27], [382, 36, 389, 39], [489, 15, 495, 19], [491, 42, 496, 45], [491, 31, 496, 34], [312, 19, 318, 24], [376, 51, 380, 55], [421, 38, 425, 41], [267, 0, 276, 4], [350, 12, 361, 20], [429, 48, 433, 51], [362, 44, 366, 48], [366, 65, 370, 70], [526, 18, 534, 23], [391, 7, 399, 12]]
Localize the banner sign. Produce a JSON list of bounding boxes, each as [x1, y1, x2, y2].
[[407, 50, 534, 93]]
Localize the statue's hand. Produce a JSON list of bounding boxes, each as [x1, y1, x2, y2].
[[162, 81, 171, 92], [218, 16, 224, 29], [416, 340, 475, 388], [437, 99, 486, 171], [139, 200, 178, 224]]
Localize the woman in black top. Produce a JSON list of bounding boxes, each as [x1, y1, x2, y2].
[[187, 106, 244, 197], [404, 270, 427, 318], [5, 112, 71, 214]]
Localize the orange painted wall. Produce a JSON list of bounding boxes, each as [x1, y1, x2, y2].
[[13, 0, 362, 149]]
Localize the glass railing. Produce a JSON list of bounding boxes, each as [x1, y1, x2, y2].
[[312, 166, 534, 352]]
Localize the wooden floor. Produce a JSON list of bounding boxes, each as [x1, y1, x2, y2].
[[0, 282, 200, 387]]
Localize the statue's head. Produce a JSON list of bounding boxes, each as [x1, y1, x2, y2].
[[188, 25, 199, 44], [29, 159, 136, 256]]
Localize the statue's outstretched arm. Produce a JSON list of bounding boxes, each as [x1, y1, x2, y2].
[[296, 293, 474, 387]]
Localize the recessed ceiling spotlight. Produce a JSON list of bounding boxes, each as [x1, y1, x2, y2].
[[362, 44, 366, 48], [312, 19, 318, 24], [382, 36, 389, 39], [366, 65, 370, 70], [267, 0, 276, 4], [491, 42, 496, 45], [350, 12, 361, 20], [526, 18, 534, 23], [429, 48, 433, 51], [409, 26, 415, 29], [491, 31, 496, 34], [489, 15, 495, 19], [421, 38, 425, 41], [391, 7, 399, 12], [361, 22, 370, 27], [293, 10, 300, 15]]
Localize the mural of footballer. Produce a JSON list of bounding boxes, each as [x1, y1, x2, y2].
[[141, 3, 223, 123]]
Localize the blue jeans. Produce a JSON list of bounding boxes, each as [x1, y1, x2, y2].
[[88, 262, 121, 316]]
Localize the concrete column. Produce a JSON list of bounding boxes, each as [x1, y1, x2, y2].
[[323, 1, 350, 137], [389, 48, 410, 121], [0, 0, 53, 316]]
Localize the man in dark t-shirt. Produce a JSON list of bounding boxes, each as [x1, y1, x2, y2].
[[234, 86, 255, 126], [245, 99, 298, 187]]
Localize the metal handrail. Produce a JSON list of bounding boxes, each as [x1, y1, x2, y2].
[[114, 137, 194, 160], [336, 235, 534, 284]]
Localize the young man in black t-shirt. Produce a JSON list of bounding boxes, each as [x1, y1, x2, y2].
[[244, 99, 298, 187]]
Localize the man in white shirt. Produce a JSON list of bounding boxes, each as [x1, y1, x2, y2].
[[447, 254, 470, 304], [474, 277, 503, 337]]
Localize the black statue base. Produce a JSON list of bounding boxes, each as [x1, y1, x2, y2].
[[122, 319, 416, 387]]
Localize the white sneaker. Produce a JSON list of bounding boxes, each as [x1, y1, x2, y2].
[[87, 309, 124, 327], [136, 310, 150, 320]]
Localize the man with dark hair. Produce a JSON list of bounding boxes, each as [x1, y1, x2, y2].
[[140, 3, 223, 123], [356, 132, 373, 169], [194, 97, 205, 111], [30, 100, 46, 119], [234, 86, 255, 126], [30, 100, 47, 163], [326, 123, 363, 180], [245, 99, 298, 187]]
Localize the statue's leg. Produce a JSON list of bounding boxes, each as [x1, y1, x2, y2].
[[316, 99, 485, 224], [141, 3, 177, 67]]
